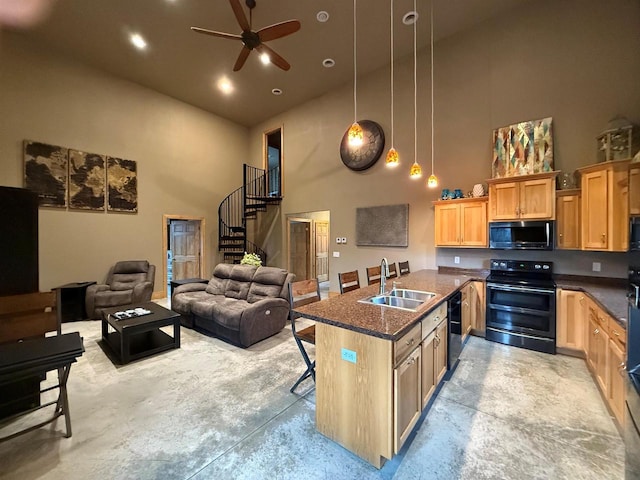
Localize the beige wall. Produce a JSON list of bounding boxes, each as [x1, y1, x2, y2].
[[0, 34, 248, 293], [249, 0, 640, 289]]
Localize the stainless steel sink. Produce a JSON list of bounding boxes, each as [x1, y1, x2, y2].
[[358, 288, 437, 312]]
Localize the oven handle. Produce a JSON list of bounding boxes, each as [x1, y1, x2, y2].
[[486, 283, 555, 295]]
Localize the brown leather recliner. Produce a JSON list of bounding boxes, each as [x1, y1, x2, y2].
[[85, 260, 155, 319]]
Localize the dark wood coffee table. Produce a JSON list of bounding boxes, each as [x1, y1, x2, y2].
[[101, 302, 180, 364]]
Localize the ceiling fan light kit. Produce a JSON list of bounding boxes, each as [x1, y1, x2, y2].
[[191, 0, 300, 72]]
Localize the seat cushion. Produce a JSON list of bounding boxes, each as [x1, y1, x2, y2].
[[93, 290, 133, 307], [192, 297, 249, 330], [172, 291, 217, 315], [247, 266, 290, 303]]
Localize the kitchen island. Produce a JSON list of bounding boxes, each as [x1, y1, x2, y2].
[[293, 269, 482, 468]]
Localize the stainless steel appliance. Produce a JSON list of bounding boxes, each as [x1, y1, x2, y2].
[[446, 291, 462, 374], [489, 220, 554, 250], [485, 259, 556, 354], [626, 252, 640, 478]]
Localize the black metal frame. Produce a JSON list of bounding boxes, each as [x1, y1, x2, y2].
[[289, 280, 320, 393]]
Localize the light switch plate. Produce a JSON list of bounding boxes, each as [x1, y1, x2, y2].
[[592, 262, 601, 272], [341, 237, 347, 244], [335, 237, 341, 244], [454, 256, 460, 264], [341, 348, 357, 364], [333, 251, 340, 257]]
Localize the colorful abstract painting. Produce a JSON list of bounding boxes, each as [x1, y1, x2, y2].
[[107, 157, 137, 212], [24, 140, 68, 207], [492, 117, 553, 178], [69, 149, 105, 210]]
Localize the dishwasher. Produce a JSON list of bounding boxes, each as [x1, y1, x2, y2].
[[447, 290, 462, 373]]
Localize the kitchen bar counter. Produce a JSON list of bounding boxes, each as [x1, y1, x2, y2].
[[294, 269, 485, 340]]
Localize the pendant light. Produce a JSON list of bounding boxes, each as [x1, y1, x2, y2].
[[408, 0, 422, 179], [385, 0, 399, 167], [347, 0, 363, 147], [427, 0, 438, 188]]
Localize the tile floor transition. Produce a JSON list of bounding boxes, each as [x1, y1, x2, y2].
[[0, 312, 625, 480]]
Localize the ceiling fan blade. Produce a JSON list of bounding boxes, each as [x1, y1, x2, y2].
[[191, 27, 241, 40], [229, 0, 250, 31], [233, 46, 251, 71], [256, 44, 290, 71], [257, 20, 301, 42]]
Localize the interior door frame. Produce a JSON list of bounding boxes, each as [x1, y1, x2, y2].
[[286, 216, 314, 280], [162, 214, 206, 298], [263, 125, 284, 197]]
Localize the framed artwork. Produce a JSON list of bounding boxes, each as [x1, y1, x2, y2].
[[24, 140, 68, 207], [492, 117, 553, 178], [107, 157, 137, 212], [69, 149, 105, 210], [356, 204, 409, 247]]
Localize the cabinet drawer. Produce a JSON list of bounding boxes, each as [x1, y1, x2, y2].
[[588, 305, 609, 334], [395, 323, 422, 366], [422, 301, 447, 340], [608, 318, 626, 352]]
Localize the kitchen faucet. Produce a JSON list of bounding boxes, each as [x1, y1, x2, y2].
[[380, 257, 389, 295]]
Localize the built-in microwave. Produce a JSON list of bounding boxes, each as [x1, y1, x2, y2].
[[488, 220, 554, 250]]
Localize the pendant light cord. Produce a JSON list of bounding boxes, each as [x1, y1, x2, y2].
[[390, 0, 394, 147], [353, 0, 357, 122], [413, 0, 417, 164], [430, 0, 434, 174]]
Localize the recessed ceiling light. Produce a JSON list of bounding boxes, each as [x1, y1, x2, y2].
[[129, 33, 147, 50], [322, 58, 335, 68], [271, 88, 283, 96], [260, 53, 270, 65], [402, 11, 419, 25], [316, 11, 329, 23], [217, 77, 233, 95]]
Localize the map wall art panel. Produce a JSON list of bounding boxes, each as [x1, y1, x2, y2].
[[492, 117, 553, 178], [24, 140, 68, 207], [356, 204, 408, 247], [69, 149, 105, 210], [107, 157, 137, 212]]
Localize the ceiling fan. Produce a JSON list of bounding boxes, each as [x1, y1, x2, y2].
[[191, 0, 301, 72]]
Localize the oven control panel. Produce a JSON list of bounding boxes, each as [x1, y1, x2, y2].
[[489, 259, 553, 273]]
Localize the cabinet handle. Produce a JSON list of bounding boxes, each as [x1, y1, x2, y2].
[[409, 357, 416, 365], [620, 362, 627, 371], [520, 207, 525, 214], [613, 331, 620, 337], [579, 296, 584, 303], [515, 207, 520, 215], [601, 233, 606, 243], [434, 315, 440, 322], [594, 328, 599, 335], [406, 338, 415, 346]]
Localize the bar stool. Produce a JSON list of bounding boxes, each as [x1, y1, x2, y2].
[[366, 266, 382, 285], [288, 279, 321, 393], [387, 263, 398, 279], [399, 261, 411, 276], [338, 270, 361, 294]]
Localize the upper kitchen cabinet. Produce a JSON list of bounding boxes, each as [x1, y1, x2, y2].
[[578, 159, 629, 251], [556, 189, 581, 250], [433, 198, 488, 248], [487, 171, 558, 222]]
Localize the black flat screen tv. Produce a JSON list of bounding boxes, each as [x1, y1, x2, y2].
[[0, 186, 39, 295]]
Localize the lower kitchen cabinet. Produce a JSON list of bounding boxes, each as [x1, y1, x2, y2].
[[607, 338, 626, 424], [469, 281, 485, 335], [556, 289, 586, 352], [394, 346, 421, 453]]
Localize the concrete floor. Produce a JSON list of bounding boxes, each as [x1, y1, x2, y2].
[[0, 317, 625, 480]]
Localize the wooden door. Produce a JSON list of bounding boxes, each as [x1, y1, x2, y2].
[[315, 221, 329, 282], [490, 182, 520, 221], [434, 320, 448, 384], [394, 346, 421, 453], [421, 331, 436, 409], [607, 339, 626, 425], [434, 203, 460, 246], [170, 220, 200, 280], [581, 169, 608, 249], [556, 193, 580, 249], [289, 221, 310, 280], [557, 289, 585, 351], [519, 177, 555, 219], [460, 201, 487, 246]]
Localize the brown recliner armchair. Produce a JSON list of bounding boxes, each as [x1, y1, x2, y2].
[[85, 260, 155, 319]]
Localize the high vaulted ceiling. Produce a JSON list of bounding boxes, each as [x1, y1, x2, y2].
[[11, 0, 532, 127]]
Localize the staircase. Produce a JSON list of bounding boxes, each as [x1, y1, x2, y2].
[[218, 164, 282, 264]]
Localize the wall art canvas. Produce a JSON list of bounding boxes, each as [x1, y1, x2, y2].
[[24, 140, 68, 207], [69, 149, 105, 210], [356, 204, 408, 247], [107, 157, 137, 212], [492, 117, 553, 178]]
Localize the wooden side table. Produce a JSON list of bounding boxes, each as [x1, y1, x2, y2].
[[53, 282, 96, 322]]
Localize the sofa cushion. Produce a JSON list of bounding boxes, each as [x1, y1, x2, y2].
[[247, 266, 290, 303], [172, 291, 215, 315], [205, 263, 234, 295], [224, 265, 257, 300], [111, 272, 148, 291], [192, 297, 249, 330]]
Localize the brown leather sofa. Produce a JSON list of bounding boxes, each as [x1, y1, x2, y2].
[[85, 260, 155, 319], [172, 263, 294, 347]]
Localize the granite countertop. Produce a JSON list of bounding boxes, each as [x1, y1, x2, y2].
[[293, 269, 484, 340], [555, 278, 628, 327]]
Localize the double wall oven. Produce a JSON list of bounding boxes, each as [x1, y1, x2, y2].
[[485, 260, 556, 354]]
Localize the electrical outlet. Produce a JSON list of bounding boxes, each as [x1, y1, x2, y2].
[[454, 256, 460, 264], [341, 348, 357, 364], [335, 237, 341, 244], [333, 251, 340, 258], [592, 262, 601, 272]]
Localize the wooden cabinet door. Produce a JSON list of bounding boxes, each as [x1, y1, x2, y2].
[[490, 182, 520, 220], [421, 331, 436, 410], [607, 339, 626, 425], [587, 315, 599, 373], [460, 202, 487, 246], [394, 346, 422, 453], [556, 289, 585, 351], [581, 169, 608, 250], [594, 321, 609, 394], [630, 167, 640, 216], [469, 281, 485, 334], [461, 285, 471, 341], [434, 320, 448, 384], [556, 194, 580, 249], [519, 177, 555, 219], [434, 203, 460, 246]]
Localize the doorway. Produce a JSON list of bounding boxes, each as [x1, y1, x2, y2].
[[286, 211, 330, 282], [264, 127, 283, 197], [162, 215, 205, 298]]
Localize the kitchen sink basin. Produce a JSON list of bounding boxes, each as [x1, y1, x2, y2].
[[358, 288, 437, 312], [387, 288, 436, 302]]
